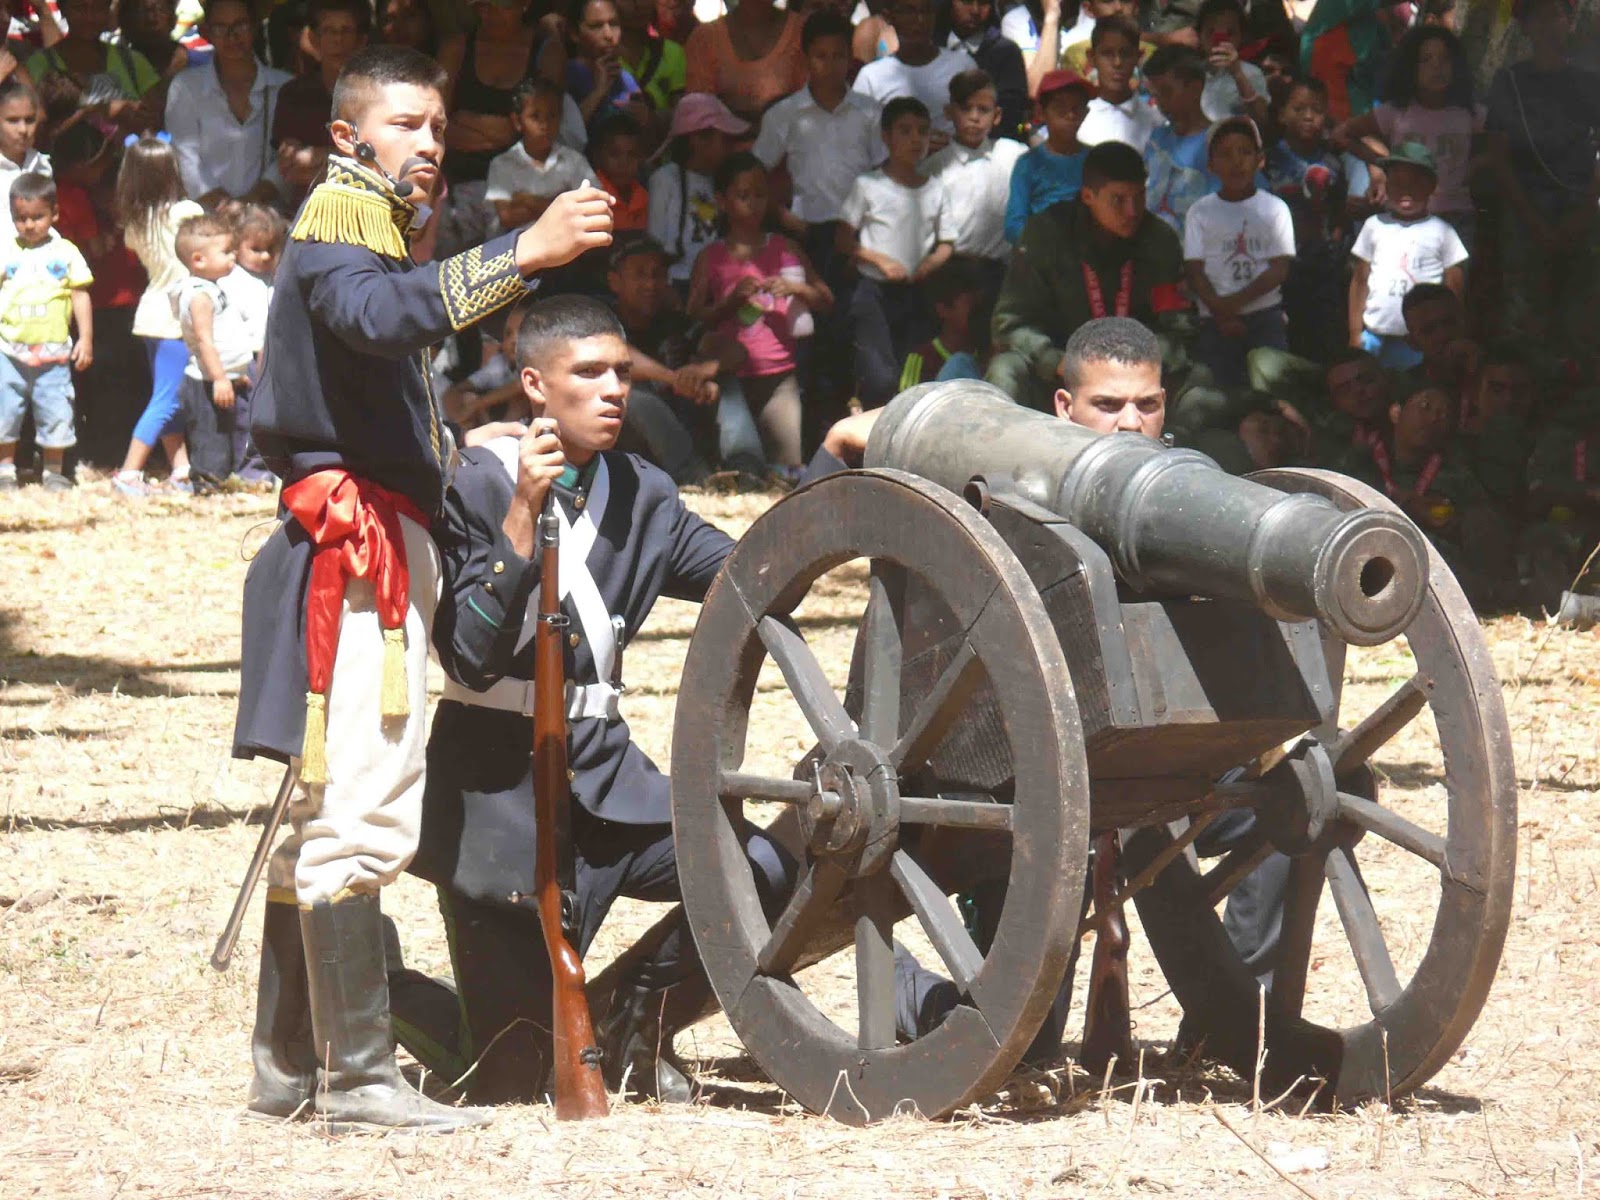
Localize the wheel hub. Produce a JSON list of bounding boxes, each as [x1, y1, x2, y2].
[[1255, 741, 1341, 856], [798, 738, 901, 875]]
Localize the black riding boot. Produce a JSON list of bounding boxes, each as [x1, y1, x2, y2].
[[597, 983, 695, 1104], [301, 892, 493, 1133], [246, 897, 317, 1119]]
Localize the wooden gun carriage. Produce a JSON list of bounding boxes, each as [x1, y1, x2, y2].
[[611, 381, 1516, 1125]]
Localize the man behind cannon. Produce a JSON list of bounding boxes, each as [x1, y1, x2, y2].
[[230, 46, 613, 1133], [391, 295, 796, 1105]]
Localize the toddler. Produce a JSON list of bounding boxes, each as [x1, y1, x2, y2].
[[0, 172, 92, 492]]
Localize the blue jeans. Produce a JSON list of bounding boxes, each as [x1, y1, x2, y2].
[[1194, 305, 1288, 391], [130, 337, 190, 446], [0, 356, 75, 448]]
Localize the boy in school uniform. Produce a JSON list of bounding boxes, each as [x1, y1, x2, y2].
[[232, 45, 612, 1135], [838, 96, 954, 408], [1077, 17, 1161, 151], [924, 68, 1025, 286], [852, 0, 977, 140]]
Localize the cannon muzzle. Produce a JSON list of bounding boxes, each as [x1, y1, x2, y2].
[[864, 382, 1427, 646]]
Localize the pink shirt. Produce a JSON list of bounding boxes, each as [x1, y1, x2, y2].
[[700, 235, 803, 377], [1373, 102, 1484, 218], [683, 14, 807, 121]]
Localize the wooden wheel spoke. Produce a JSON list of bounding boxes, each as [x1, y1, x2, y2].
[[889, 641, 984, 774], [1201, 830, 1272, 906], [854, 873, 898, 1050], [757, 616, 855, 751], [898, 796, 1014, 833], [756, 857, 850, 976], [1268, 853, 1325, 1024], [718, 772, 814, 805], [889, 850, 983, 993], [1329, 673, 1429, 775], [1325, 845, 1402, 1014], [859, 561, 907, 748], [1337, 792, 1446, 868]]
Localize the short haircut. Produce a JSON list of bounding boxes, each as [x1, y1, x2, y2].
[[587, 111, 642, 158], [1142, 44, 1205, 83], [881, 95, 930, 134], [1279, 75, 1329, 112], [713, 149, 765, 194], [511, 75, 567, 113], [1482, 339, 1531, 371], [801, 9, 851, 51], [1326, 345, 1377, 372], [949, 67, 996, 107], [1090, 14, 1140, 49], [607, 231, 669, 272], [515, 294, 627, 369], [307, 0, 373, 34], [331, 44, 448, 125], [1061, 317, 1161, 390], [201, 0, 253, 22], [1082, 140, 1147, 190], [1401, 281, 1460, 320], [1196, 0, 1246, 31], [175, 212, 233, 260], [9, 171, 54, 209], [925, 254, 986, 306]]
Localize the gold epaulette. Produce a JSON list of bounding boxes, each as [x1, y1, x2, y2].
[[291, 158, 412, 260]]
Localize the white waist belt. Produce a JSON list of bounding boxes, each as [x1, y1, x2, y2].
[[441, 676, 622, 721]]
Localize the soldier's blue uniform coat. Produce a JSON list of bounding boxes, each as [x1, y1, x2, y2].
[[409, 442, 734, 904], [233, 157, 534, 764]]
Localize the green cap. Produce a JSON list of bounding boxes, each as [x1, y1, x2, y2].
[[1379, 141, 1438, 178]]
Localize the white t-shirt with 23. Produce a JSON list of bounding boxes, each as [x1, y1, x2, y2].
[[1182, 188, 1297, 316], [1351, 212, 1470, 336]]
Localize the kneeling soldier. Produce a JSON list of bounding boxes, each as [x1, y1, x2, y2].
[[397, 295, 795, 1104]]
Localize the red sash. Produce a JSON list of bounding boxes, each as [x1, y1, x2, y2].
[[281, 469, 430, 782]]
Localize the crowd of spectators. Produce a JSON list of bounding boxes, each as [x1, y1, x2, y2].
[[0, 0, 1597, 618]]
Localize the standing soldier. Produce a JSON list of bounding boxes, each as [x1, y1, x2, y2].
[[229, 45, 613, 1133]]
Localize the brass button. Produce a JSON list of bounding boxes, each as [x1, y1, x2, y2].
[[568, 632, 581, 647], [484, 582, 494, 594], [574, 495, 586, 510], [566, 768, 576, 781], [492, 561, 505, 574]]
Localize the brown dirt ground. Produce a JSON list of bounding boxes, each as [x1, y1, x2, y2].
[[1, 481, 1597, 1200]]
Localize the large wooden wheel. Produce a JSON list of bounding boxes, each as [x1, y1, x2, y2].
[[671, 469, 1090, 1123], [1126, 468, 1517, 1105]]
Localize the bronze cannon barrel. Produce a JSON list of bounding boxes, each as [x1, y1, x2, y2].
[[864, 381, 1428, 646]]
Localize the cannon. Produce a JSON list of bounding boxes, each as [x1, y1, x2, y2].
[[661, 381, 1516, 1124]]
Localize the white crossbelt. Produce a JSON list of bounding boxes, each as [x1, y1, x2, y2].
[[441, 674, 621, 721], [444, 438, 623, 722]]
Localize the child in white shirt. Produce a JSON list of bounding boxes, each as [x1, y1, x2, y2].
[[485, 79, 595, 234], [838, 96, 953, 407], [1183, 117, 1296, 388], [1349, 141, 1469, 371], [173, 214, 257, 487], [924, 67, 1025, 274]]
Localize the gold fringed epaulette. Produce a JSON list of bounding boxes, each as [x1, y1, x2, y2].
[[291, 184, 409, 259], [291, 157, 414, 259]]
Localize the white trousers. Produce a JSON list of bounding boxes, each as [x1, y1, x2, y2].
[[268, 515, 442, 904]]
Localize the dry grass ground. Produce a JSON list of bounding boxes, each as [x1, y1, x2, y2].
[[1, 481, 1597, 1200]]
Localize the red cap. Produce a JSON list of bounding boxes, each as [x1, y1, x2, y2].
[[1037, 69, 1097, 102]]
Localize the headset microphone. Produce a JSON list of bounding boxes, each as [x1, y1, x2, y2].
[[353, 138, 416, 198]]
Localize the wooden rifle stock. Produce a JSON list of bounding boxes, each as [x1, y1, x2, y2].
[[1079, 830, 1134, 1077], [533, 492, 609, 1119]]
